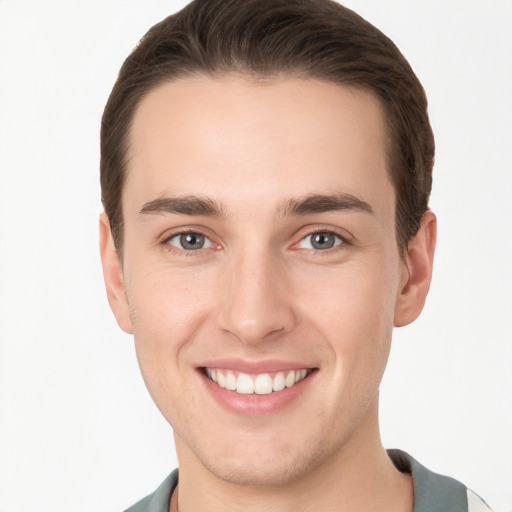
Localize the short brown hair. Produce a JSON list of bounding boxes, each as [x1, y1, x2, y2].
[[101, 0, 434, 253]]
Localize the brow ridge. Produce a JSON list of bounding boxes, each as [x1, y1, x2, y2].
[[278, 193, 374, 217], [138, 192, 374, 220], [138, 196, 226, 218]]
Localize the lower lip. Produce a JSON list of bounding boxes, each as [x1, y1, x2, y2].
[[201, 370, 315, 417]]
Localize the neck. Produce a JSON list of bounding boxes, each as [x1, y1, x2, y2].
[[173, 399, 413, 512]]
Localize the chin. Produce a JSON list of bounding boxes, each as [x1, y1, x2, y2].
[[196, 440, 330, 487]]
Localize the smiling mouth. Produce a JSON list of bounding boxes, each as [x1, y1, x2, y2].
[[204, 368, 312, 395]]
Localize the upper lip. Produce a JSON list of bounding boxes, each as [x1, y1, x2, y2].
[[198, 358, 314, 374]]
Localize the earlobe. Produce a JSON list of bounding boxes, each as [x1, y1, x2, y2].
[[99, 213, 133, 334], [394, 210, 437, 327]]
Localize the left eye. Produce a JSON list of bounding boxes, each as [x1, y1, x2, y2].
[[297, 231, 343, 250], [167, 232, 212, 251]]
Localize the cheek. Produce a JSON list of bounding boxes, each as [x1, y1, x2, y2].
[[124, 263, 216, 379], [296, 257, 398, 374], [299, 256, 398, 330], [125, 267, 215, 420], [127, 260, 212, 328]]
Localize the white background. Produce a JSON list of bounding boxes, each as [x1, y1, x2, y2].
[[0, 1, 511, 511]]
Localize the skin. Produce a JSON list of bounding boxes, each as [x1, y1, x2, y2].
[[100, 75, 436, 511]]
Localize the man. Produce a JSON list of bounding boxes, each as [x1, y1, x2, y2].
[[99, 0, 492, 510]]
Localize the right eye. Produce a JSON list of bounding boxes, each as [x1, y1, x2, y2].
[[166, 232, 213, 251]]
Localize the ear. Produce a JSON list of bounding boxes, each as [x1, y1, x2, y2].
[[99, 212, 133, 334], [394, 210, 437, 327]]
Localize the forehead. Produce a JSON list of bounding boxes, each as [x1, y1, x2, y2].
[[125, 75, 393, 218]]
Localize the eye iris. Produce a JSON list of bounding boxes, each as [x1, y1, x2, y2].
[[180, 233, 204, 250], [311, 232, 336, 250]]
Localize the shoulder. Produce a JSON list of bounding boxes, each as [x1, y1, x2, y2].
[[387, 449, 493, 512], [124, 470, 178, 512]]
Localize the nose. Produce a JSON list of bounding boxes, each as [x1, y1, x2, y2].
[[216, 249, 296, 345]]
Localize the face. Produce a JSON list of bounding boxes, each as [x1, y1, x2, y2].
[[101, 75, 433, 486]]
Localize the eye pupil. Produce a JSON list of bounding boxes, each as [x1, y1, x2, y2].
[[180, 233, 204, 250], [311, 232, 335, 250]]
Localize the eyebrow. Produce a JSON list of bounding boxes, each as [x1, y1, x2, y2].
[[138, 196, 227, 218], [278, 193, 374, 217], [138, 192, 374, 219]]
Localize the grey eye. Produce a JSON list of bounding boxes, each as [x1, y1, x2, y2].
[[168, 233, 212, 250], [299, 232, 342, 250]]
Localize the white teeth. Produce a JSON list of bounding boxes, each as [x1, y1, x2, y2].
[[217, 371, 226, 388], [206, 367, 310, 394], [225, 372, 237, 391], [236, 373, 254, 394], [254, 374, 273, 395], [285, 370, 296, 388], [273, 372, 286, 391]]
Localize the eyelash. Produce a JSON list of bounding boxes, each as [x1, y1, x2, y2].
[[160, 226, 351, 255]]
